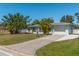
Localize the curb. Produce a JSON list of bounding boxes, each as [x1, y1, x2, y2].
[[0, 46, 32, 56]]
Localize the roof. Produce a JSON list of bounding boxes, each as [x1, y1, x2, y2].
[[51, 23, 72, 25], [29, 23, 73, 28], [28, 24, 40, 28]]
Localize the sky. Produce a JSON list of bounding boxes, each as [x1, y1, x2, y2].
[[0, 3, 79, 23]]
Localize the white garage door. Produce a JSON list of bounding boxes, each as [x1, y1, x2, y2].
[[53, 25, 68, 35]]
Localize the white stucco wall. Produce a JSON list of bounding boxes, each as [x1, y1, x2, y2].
[[65, 29, 69, 35], [73, 29, 79, 34], [33, 32, 43, 34]]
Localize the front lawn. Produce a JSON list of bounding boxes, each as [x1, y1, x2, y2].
[[0, 33, 43, 45], [36, 38, 79, 56]]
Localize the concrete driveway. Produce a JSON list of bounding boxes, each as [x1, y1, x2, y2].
[[4, 35, 65, 56], [2, 34, 79, 56]]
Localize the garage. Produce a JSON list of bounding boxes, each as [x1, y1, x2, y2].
[[51, 23, 73, 35]]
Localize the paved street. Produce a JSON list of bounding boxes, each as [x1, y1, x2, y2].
[[0, 50, 12, 56], [0, 46, 27, 56]]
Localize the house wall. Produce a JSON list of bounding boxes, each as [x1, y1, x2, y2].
[[33, 32, 43, 34], [28, 24, 73, 35], [32, 27, 43, 34], [73, 29, 79, 34], [19, 29, 32, 33]]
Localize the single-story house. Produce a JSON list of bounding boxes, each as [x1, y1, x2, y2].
[[28, 23, 73, 35]]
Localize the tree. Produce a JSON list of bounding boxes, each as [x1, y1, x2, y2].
[[60, 15, 74, 23], [60, 15, 66, 22], [60, 15, 74, 34], [40, 18, 54, 34], [2, 13, 30, 34], [66, 15, 74, 23], [75, 13, 79, 24], [32, 19, 40, 25]]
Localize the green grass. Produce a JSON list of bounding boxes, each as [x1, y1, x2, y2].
[[36, 38, 79, 56], [0, 32, 43, 45]]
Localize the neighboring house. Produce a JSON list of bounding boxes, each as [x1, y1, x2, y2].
[[28, 23, 73, 35], [19, 29, 32, 33], [0, 26, 8, 32]]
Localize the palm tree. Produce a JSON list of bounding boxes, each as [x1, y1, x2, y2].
[[32, 17, 54, 35], [60, 15, 74, 23], [39, 18, 54, 34], [66, 15, 74, 23], [2, 13, 30, 34]]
